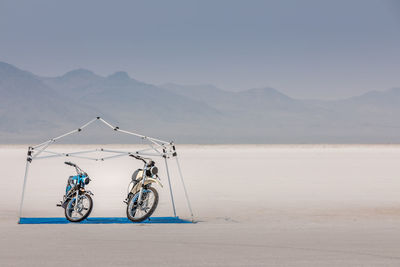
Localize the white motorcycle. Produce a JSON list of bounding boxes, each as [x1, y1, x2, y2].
[[124, 154, 163, 222]]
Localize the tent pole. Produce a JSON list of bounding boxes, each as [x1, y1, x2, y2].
[[18, 157, 31, 222], [31, 141, 53, 160], [164, 157, 176, 217], [175, 156, 194, 221]]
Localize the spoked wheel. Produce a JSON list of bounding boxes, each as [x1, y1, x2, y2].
[[126, 187, 159, 222], [64, 193, 93, 222]]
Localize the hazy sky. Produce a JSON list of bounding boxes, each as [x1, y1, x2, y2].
[[1, 0, 399, 99]]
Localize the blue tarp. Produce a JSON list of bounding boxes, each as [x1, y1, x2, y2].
[[19, 216, 193, 224]]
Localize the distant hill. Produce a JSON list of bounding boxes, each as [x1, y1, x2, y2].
[[1, 61, 399, 143], [0, 62, 98, 140]]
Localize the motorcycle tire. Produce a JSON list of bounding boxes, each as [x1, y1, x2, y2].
[[64, 193, 93, 222], [126, 187, 159, 222]]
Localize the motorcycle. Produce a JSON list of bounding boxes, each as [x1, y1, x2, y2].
[[124, 154, 163, 222], [57, 161, 93, 222]]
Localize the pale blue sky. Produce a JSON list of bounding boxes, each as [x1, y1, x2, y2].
[[0, 0, 399, 99]]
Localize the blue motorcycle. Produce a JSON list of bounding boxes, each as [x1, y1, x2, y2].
[[57, 162, 93, 222]]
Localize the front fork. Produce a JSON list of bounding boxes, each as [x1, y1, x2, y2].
[[136, 163, 148, 206], [73, 188, 94, 211], [74, 190, 80, 211]]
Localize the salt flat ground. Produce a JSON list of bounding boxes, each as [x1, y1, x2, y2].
[[1, 144, 400, 266]]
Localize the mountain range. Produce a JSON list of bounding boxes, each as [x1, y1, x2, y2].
[[0, 61, 399, 144]]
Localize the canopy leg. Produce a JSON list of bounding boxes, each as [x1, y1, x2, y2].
[[164, 157, 176, 217], [18, 159, 31, 223], [175, 156, 194, 221]]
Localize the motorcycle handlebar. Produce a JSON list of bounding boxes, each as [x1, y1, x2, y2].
[[129, 154, 147, 163], [64, 161, 76, 167]]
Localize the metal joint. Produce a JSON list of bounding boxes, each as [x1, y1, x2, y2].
[[27, 150, 32, 162]]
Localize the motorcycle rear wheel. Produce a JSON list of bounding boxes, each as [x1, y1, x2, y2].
[[126, 187, 159, 222]]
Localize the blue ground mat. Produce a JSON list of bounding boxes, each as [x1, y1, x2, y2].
[[19, 216, 193, 224]]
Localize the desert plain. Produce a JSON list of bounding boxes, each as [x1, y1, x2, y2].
[[1, 144, 400, 266]]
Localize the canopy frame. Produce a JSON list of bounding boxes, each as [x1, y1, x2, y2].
[[18, 117, 194, 222]]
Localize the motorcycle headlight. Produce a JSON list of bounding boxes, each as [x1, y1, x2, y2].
[[84, 177, 90, 185], [149, 166, 158, 175]]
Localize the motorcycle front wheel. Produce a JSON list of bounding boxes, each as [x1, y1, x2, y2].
[[64, 193, 93, 222], [126, 187, 159, 222]]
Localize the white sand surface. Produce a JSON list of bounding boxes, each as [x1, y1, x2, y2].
[[1, 144, 400, 266]]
